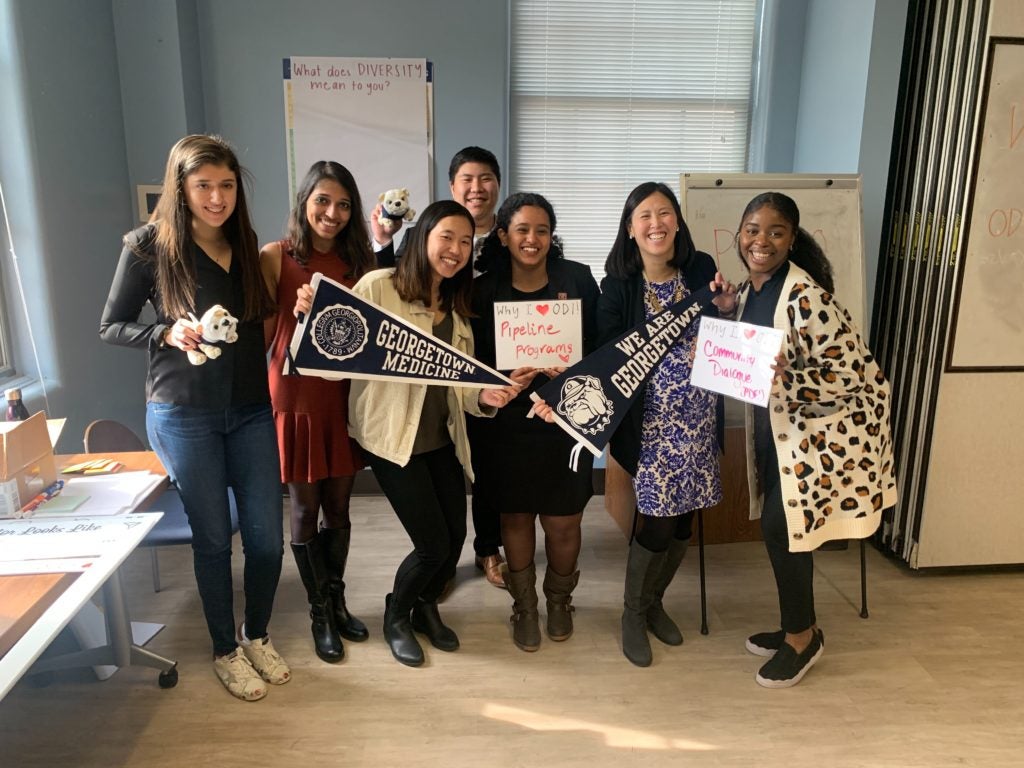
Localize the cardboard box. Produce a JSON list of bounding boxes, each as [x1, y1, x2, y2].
[[0, 412, 61, 518]]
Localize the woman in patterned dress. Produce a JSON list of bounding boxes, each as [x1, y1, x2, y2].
[[596, 182, 735, 667]]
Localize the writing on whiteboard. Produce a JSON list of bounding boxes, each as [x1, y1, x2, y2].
[[288, 59, 425, 95]]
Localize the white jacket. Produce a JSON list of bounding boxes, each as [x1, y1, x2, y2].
[[347, 269, 495, 477]]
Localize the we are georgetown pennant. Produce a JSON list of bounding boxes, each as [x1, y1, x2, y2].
[[288, 272, 514, 388], [530, 286, 715, 460]]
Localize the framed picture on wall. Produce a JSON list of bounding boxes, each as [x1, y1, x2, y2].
[[136, 185, 161, 223]]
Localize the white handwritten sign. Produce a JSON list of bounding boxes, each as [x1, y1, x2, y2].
[[493, 300, 583, 370], [691, 317, 784, 407]]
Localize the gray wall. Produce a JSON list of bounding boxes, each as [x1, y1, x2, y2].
[[0, 0, 905, 452], [764, 0, 908, 327], [0, 0, 509, 451]]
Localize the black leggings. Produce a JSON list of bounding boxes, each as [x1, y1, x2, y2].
[[760, 476, 815, 633], [366, 444, 467, 612], [634, 510, 695, 552]]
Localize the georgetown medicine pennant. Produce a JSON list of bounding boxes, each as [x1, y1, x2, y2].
[[530, 286, 716, 459], [288, 273, 514, 388]]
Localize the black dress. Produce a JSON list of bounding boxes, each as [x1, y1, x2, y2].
[[469, 259, 600, 517]]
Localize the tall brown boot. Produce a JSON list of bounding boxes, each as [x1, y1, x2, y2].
[[290, 538, 344, 663], [320, 526, 369, 642], [504, 563, 541, 652], [542, 566, 579, 641]]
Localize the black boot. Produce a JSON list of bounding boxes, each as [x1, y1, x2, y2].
[[290, 539, 344, 663], [645, 537, 689, 646], [622, 540, 664, 667], [384, 593, 424, 667], [411, 599, 459, 651], [320, 526, 369, 642]]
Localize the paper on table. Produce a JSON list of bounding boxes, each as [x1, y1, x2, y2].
[[31, 494, 89, 517], [60, 472, 164, 515], [0, 514, 158, 561]]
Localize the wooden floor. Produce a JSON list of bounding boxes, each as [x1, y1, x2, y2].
[[1, 495, 1022, 768]]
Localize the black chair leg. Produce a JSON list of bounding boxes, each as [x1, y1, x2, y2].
[[859, 538, 869, 619], [698, 508, 708, 635]]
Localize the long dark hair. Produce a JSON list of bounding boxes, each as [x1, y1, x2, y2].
[[285, 161, 374, 280], [130, 134, 273, 321], [736, 192, 835, 293], [604, 181, 697, 279], [476, 192, 564, 274], [392, 200, 476, 317]]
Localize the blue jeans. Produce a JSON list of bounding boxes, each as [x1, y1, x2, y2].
[[147, 401, 283, 656]]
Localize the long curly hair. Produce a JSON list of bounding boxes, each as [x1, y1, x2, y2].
[[475, 192, 564, 274]]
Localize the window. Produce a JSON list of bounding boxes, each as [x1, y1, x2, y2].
[[510, 0, 758, 278]]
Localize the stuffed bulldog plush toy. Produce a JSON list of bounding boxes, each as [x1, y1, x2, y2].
[[181, 304, 239, 365], [377, 188, 416, 234]]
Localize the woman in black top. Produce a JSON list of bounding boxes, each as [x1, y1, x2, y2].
[[100, 135, 287, 702], [470, 193, 600, 652]]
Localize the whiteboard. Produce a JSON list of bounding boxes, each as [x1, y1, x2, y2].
[[949, 39, 1024, 370], [680, 174, 866, 331], [283, 57, 433, 225]]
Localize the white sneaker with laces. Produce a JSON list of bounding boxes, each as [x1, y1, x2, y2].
[[213, 648, 267, 701], [238, 625, 291, 685]]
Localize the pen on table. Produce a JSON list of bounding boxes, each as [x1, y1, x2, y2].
[[19, 479, 65, 516]]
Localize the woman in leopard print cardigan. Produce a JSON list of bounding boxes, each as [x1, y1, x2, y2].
[[733, 192, 897, 689]]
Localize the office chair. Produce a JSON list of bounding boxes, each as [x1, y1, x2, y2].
[[83, 419, 239, 592]]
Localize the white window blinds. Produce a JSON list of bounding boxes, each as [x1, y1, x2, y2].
[[510, 0, 757, 279]]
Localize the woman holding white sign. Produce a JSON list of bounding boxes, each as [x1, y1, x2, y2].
[[733, 192, 895, 688], [596, 182, 735, 668], [470, 193, 600, 652], [295, 200, 522, 667]]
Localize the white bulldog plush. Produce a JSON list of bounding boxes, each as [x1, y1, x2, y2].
[[377, 188, 416, 233], [182, 304, 239, 365]]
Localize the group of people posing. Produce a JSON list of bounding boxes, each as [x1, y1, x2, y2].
[[99, 136, 896, 702]]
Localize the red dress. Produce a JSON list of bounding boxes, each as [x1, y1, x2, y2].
[[268, 244, 364, 483]]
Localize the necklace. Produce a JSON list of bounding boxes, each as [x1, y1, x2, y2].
[[644, 273, 684, 314]]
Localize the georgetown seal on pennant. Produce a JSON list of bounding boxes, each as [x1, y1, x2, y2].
[[311, 304, 369, 361]]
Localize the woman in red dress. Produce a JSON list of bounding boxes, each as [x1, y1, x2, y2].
[[260, 161, 377, 662]]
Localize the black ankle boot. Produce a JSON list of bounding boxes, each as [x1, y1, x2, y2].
[[290, 540, 344, 663], [320, 526, 369, 642], [410, 599, 459, 651], [384, 593, 424, 667]]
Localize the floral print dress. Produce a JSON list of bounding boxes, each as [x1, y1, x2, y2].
[[634, 274, 722, 517]]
